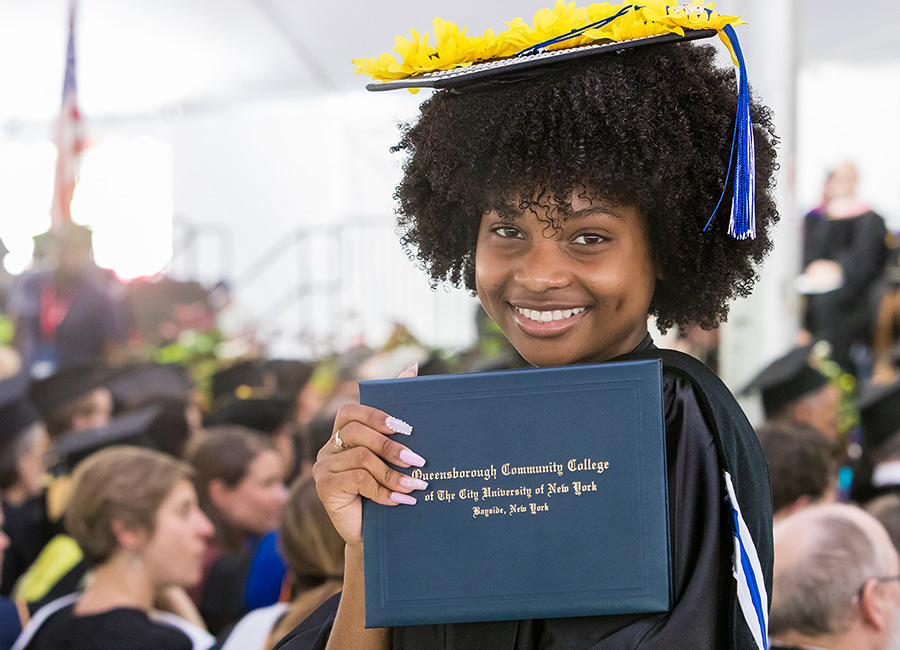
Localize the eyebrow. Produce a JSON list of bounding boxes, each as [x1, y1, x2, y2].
[[568, 205, 625, 221]]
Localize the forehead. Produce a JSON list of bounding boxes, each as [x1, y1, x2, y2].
[[489, 188, 637, 221]]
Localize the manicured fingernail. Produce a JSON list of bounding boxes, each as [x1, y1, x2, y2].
[[406, 362, 419, 375], [399, 449, 426, 467], [386, 416, 412, 435], [391, 492, 417, 505], [399, 476, 428, 490]]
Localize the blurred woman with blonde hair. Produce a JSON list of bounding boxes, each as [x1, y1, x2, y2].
[[13, 446, 214, 650]]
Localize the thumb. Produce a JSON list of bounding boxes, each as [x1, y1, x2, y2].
[[397, 362, 419, 379]]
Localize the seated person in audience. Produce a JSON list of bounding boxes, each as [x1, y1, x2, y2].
[[855, 379, 900, 503], [28, 364, 113, 441], [756, 421, 837, 522], [216, 473, 344, 650], [0, 374, 52, 596], [188, 427, 288, 635], [13, 446, 214, 650], [743, 343, 841, 442], [865, 494, 900, 553], [0, 506, 22, 650], [769, 503, 900, 650], [14, 405, 170, 616]]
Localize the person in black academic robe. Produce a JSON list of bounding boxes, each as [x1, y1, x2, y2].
[[272, 5, 777, 650]]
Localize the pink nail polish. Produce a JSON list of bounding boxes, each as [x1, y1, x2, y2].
[[399, 476, 428, 490], [406, 362, 419, 376], [391, 492, 417, 505], [386, 416, 413, 435], [399, 448, 426, 467]]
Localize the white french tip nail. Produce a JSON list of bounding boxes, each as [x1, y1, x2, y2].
[[386, 416, 413, 435]]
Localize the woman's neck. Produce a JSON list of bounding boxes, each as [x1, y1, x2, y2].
[[75, 553, 156, 615]]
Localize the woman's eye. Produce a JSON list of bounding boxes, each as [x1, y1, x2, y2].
[[572, 233, 605, 245], [493, 226, 523, 239]]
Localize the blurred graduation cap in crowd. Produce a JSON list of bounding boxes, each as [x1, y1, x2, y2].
[[28, 362, 112, 422], [206, 360, 293, 434], [263, 359, 314, 398], [0, 372, 40, 449], [107, 361, 196, 411], [742, 344, 831, 418], [48, 405, 161, 472], [858, 380, 900, 452]]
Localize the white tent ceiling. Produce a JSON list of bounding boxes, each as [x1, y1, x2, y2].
[[0, 0, 896, 125]]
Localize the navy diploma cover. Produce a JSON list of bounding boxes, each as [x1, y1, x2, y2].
[[360, 359, 671, 627]]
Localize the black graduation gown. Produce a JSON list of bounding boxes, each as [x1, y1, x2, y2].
[[19, 604, 192, 650], [273, 347, 773, 650], [802, 209, 887, 371], [0, 493, 59, 597]]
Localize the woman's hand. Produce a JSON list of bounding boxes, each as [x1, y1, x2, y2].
[[313, 365, 428, 547]]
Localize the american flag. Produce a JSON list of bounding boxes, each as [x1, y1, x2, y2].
[[50, 0, 82, 227]]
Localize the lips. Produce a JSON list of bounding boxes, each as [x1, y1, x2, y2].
[[510, 304, 589, 337]]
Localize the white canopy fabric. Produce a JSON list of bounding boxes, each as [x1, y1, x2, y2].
[[0, 0, 894, 124]]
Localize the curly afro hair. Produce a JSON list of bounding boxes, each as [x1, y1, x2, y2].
[[393, 41, 779, 332]]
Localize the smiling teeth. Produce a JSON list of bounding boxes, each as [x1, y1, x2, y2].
[[516, 307, 585, 322]]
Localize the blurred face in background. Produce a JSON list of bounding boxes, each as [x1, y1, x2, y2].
[[211, 449, 287, 536], [17, 424, 49, 498], [0, 508, 10, 578], [140, 480, 213, 588]]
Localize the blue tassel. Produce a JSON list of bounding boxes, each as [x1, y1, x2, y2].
[[516, 5, 634, 57], [704, 23, 756, 240]]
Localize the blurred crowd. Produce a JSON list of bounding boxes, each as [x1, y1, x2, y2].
[[4, 161, 900, 648]]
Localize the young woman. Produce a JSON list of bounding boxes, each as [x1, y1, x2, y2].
[[12, 446, 214, 650], [216, 473, 344, 650], [188, 427, 288, 635], [278, 3, 778, 649]]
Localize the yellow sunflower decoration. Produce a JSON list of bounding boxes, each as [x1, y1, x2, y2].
[[352, 1, 745, 84]]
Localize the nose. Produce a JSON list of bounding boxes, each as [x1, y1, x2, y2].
[[514, 238, 570, 292], [196, 511, 214, 539]]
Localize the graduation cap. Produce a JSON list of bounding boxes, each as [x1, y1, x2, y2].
[[742, 345, 831, 418], [210, 360, 270, 405], [107, 361, 195, 411], [204, 393, 293, 434], [354, 2, 757, 240], [29, 362, 112, 420], [857, 380, 900, 451], [48, 405, 161, 471], [263, 359, 315, 398], [0, 372, 39, 446], [208, 360, 294, 434]]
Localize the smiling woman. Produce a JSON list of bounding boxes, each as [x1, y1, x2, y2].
[[278, 4, 779, 650]]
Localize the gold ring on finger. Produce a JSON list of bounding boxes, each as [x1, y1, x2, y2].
[[333, 428, 350, 451]]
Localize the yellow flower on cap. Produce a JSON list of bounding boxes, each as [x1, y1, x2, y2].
[[351, 1, 746, 83]]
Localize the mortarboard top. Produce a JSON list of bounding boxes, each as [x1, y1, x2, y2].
[[107, 361, 195, 411], [48, 405, 161, 471], [203, 393, 293, 435], [742, 344, 830, 418], [263, 359, 315, 398], [857, 380, 900, 451], [355, 2, 758, 241], [208, 359, 295, 434], [28, 362, 112, 419], [0, 372, 39, 445], [210, 360, 270, 405]]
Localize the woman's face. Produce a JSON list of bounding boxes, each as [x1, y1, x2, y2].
[[142, 480, 213, 588], [215, 450, 287, 536], [475, 192, 658, 367], [16, 425, 49, 497]]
